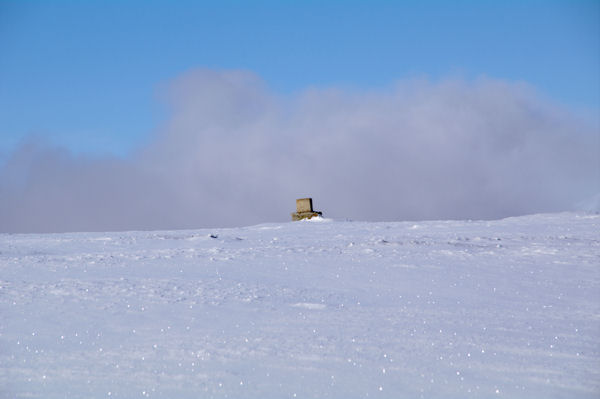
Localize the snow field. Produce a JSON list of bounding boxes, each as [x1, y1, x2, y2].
[[0, 213, 599, 398]]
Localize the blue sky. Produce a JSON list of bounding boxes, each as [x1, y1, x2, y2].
[[1, 0, 598, 158], [1, 1, 599, 232]]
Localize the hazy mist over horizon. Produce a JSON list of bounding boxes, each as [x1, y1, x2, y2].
[[1, 69, 598, 234]]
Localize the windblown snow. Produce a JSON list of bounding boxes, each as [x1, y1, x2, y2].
[[1, 213, 599, 398]]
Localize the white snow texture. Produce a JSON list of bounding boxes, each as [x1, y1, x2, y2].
[[1, 213, 599, 398]]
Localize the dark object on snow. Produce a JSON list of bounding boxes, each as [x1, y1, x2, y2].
[[291, 198, 322, 221]]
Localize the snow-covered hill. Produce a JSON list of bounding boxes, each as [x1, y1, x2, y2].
[[1, 213, 599, 398]]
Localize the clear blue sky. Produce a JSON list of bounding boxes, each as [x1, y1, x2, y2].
[[1, 0, 598, 158]]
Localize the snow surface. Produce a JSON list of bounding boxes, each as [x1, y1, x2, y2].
[[1, 213, 599, 399]]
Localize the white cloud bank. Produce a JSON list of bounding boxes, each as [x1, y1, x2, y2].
[[1, 69, 598, 233]]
